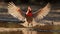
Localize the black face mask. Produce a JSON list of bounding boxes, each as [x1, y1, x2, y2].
[[28, 10, 31, 13]]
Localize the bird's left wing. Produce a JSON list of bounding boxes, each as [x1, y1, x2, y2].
[[33, 3, 51, 20], [8, 2, 25, 21]]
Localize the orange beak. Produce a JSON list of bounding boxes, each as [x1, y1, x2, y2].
[[28, 6, 32, 11]]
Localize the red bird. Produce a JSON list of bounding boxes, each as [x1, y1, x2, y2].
[[8, 2, 51, 27]]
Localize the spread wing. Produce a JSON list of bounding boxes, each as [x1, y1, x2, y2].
[[8, 2, 25, 21], [33, 3, 51, 20]]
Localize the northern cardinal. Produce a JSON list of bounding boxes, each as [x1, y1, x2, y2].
[[8, 2, 51, 27]]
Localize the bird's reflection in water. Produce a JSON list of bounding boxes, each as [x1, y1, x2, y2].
[[15, 25, 53, 34], [18, 27, 53, 34], [0, 22, 60, 34], [21, 28, 37, 34]]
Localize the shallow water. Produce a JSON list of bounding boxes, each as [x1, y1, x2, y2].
[[0, 22, 60, 34]]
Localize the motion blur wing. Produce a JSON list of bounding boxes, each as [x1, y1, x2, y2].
[[33, 3, 51, 20], [8, 2, 25, 21]]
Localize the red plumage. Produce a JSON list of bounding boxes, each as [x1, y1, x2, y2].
[[26, 11, 32, 17]]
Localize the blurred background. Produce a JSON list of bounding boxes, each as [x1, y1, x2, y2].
[[0, 0, 60, 4], [0, 0, 60, 34]]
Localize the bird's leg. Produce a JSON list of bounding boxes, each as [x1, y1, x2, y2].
[[28, 23, 29, 27], [29, 23, 33, 27]]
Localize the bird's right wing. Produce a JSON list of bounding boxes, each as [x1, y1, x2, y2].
[[8, 2, 25, 21], [33, 3, 51, 20]]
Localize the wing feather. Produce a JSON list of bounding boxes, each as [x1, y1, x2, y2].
[[8, 2, 25, 21], [33, 3, 51, 20]]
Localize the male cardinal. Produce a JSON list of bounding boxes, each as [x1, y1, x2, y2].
[[8, 2, 51, 27]]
